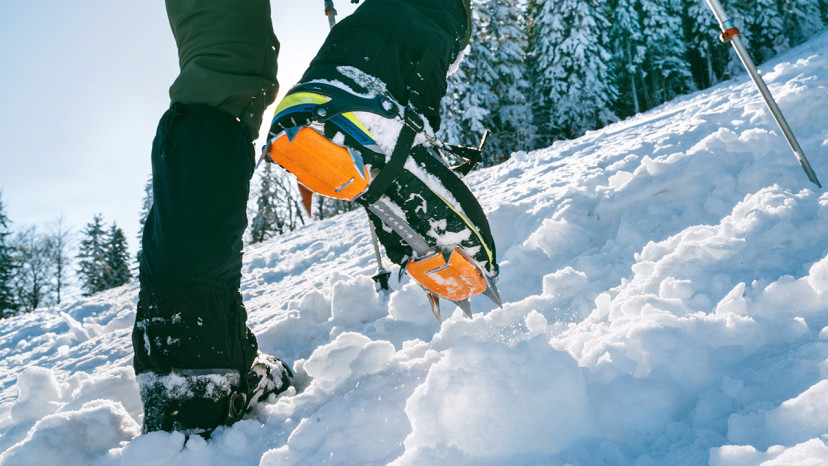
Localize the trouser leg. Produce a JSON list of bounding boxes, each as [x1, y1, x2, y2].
[[300, 0, 469, 129], [133, 104, 258, 376], [133, 0, 279, 435]]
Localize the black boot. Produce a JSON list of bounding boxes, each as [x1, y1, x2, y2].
[[138, 353, 293, 435]]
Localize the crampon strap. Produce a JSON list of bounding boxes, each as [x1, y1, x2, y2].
[[360, 107, 424, 205]]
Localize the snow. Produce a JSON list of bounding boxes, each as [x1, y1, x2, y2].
[[2, 32, 828, 465]]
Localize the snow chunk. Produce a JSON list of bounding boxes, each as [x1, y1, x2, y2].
[[727, 380, 828, 449], [119, 431, 187, 464], [807, 254, 828, 296], [0, 400, 139, 465], [398, 337, 598, 461], [710, 438, 828, 466], [303, 332, 395, 390], [330, 275, 387, 327], [10, 367, 63, 423], [388, 283, 437, 325], [542, 266, 588, 299]]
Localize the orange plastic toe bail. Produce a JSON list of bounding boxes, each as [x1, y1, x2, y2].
[[406, 247, 487, 301], [267, 127, 369, 201]]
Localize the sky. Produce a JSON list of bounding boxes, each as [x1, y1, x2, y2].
[[0, 0, 360, 253]]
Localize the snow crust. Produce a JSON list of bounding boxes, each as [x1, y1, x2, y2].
[[1, 32, 828, 465]]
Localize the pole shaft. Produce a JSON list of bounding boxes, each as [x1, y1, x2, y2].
[[704, 0, 821, 187]]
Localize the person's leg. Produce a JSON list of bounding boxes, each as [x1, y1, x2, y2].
[[133, 0, 287, 435], [301, 0, 470, 128], [265, 0, 498, 316]]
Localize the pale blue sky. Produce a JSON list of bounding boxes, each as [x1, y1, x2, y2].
[[0, 0, 359, 253]]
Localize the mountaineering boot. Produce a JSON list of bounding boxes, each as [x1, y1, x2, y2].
[[138, 352, 293, 436], [264, 73, 499, 320], [244, 352, 294, 409], [262, 0, 498, 320]]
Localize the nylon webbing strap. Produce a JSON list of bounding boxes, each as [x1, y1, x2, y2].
[[360, 108, 423, 205]]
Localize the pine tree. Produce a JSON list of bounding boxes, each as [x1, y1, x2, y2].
[[743, 0, 789, 63], [609, 0, 646, 117], [448, 0, 499, 146], [486, 0, 536, 161], [531, 0, 618, 140], [782, 0, 824, 45], [136, 175, 153, 265], [439, 64, 468, 147], [76, 214, 109, 296], [639, 0, 695, 109], [683, 0, 725, 90], [104, 222, 131, 289], [0, 195, 18, 318], [138, 176, 153, 241]]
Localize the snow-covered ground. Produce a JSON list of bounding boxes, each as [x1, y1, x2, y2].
[[2, 32, 828, 466]]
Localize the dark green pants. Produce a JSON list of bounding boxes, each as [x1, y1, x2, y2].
[[133, 0, 470, 376]]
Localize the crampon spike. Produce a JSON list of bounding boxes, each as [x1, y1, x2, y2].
[[426, 291, 441, 322], [483, 281, 503, 308], [298, 182, 314, 216], [453, 299, 473, 318]]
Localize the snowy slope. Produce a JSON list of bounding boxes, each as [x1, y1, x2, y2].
[[2, 33, 827, 465]]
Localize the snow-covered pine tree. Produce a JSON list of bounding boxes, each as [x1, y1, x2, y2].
[[609, 0, 645, 117], [782, 0, 824, 45], [683, 0, 728, 89], [136, 175, 153, 264], [639, 0, 695, 109], [104, 222, 131, 289], [487, 0, 535, 161], [0, 195, 18, 317], [137, 176, 152, 241], [530, 0, 618, 140], [742, 0, 789, 63], [525, 0, 551, 145], [439, 63, 468, 148], [76, 214, 109, 296], [821, 0, 828, 24], [440, 0, 499, 152]]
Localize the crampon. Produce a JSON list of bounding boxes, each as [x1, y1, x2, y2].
[[262, 80, 500, 322]]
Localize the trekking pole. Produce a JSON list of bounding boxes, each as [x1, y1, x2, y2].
[[368, 222, 392, 292], [704, 0, 821, 188], [324, 0, 337, 28], [322, 0, 390, 291]]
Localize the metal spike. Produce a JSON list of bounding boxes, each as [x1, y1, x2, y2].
[[441, 249, 453, 263], [285, 126, 301, 142], [453, 299, 473, 318], [483, 282, 503, 308], [426, 291, 441, 323]]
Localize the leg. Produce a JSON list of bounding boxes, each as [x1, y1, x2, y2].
[[265, 0, 498, 320], [133, 0, 287, 435], [302, 0, 470, 128]]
